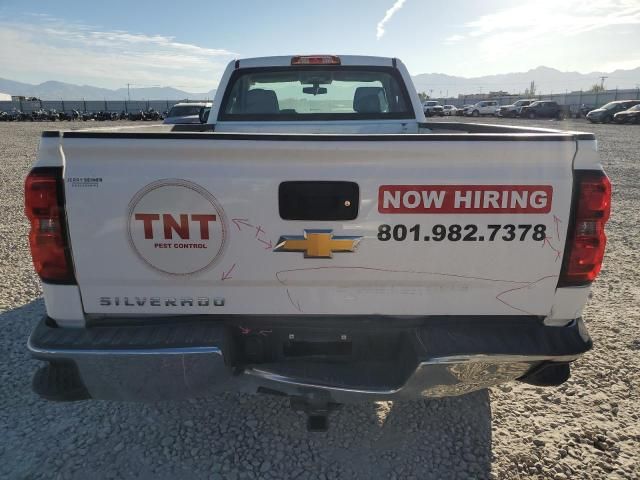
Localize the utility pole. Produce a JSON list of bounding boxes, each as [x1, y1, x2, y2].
[[127, 83, 131, 102], [599, 76, 608, 90]]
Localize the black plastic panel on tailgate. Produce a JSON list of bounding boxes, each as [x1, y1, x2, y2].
[[279, 181, 359, 220]]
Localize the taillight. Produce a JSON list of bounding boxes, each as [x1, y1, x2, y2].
[[24, 167, 75, 283], [558, 170, 611, 286], [291, 55, 341, 65]]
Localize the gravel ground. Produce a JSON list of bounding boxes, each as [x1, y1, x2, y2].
[[0, 118, 638, 479]]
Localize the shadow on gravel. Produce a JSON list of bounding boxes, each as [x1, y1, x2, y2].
[[1, 299, 492, 480]]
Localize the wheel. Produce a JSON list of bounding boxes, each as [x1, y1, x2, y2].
[[472, 110, 479, 117], [557, 112, 565, 120], [528, 112, 536, 119], [602, 115, 611, 124]]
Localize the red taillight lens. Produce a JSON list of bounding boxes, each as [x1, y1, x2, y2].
[[575, 175, 611, 221], [25, 168, 75, 283], [558, 170, 611, 286], [291, 55, 341, 65]]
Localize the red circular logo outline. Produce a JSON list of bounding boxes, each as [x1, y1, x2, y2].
[[127, 179, 228, 276]]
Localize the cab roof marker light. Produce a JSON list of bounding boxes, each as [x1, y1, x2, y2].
[[291, 55, 341, 66]]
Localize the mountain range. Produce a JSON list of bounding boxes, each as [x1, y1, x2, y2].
[[1, 65, 639, 100], [0, 78, 216, 101], [411, 66, 640, 97]]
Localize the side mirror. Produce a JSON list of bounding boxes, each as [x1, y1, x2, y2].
[[199, 107, 210, 124]]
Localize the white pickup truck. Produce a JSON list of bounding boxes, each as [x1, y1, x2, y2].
[[26, 55, 609, 430]]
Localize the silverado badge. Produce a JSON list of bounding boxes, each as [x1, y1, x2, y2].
[[274, 230, 361, 258]]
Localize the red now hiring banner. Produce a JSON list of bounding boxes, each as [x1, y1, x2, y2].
[[378, 185, 553, 214]]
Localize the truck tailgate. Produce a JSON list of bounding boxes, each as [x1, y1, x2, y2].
[[61, 133, 576, 318]]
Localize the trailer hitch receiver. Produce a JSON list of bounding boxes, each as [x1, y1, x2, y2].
[[290, 394, 341, 432]]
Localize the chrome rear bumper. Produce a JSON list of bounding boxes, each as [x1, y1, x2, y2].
[[28, 316, 592, 403]]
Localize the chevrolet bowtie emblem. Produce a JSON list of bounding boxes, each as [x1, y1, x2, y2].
[[274, 230, 362, 258]]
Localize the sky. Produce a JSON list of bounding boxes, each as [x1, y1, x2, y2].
[[0, 0, 639, 92]]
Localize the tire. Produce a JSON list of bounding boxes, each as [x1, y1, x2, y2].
[[602, 115, 611, 124], [528, 112, 536, 119], [556, 112, 565, 120], [472, 110, 479, 117]]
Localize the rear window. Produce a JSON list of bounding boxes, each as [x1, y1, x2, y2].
[[219, 67, 413, 121], [168, 105, 202, 117]]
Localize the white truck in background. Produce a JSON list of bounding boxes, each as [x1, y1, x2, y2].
[[26, 55, 609, 430], [422, 100, 444, 117]]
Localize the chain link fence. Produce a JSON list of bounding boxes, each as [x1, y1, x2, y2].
[[0, 99, 208, 114]]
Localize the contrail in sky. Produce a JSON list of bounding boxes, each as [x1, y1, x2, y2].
[[377, 0, 407, 40]]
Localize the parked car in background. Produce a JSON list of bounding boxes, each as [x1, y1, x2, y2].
[[519, 101, 564, 119], [163, 102, 213, 124], [586, 100, 640, 124], [456, 105, 471, 116], [579, 104, 595, 118], [442, 105, 457, 116], [423, 101, 444, 117], [613, 104, 640, 124], [463, 101, 498, 117], [497, 99, 536, 118]]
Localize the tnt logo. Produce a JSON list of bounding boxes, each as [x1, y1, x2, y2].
[[134, 214, 217, 240], [127, 180, 227, 275]]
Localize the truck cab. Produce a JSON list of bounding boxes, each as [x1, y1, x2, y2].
[[210, 55, 425, 134]]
